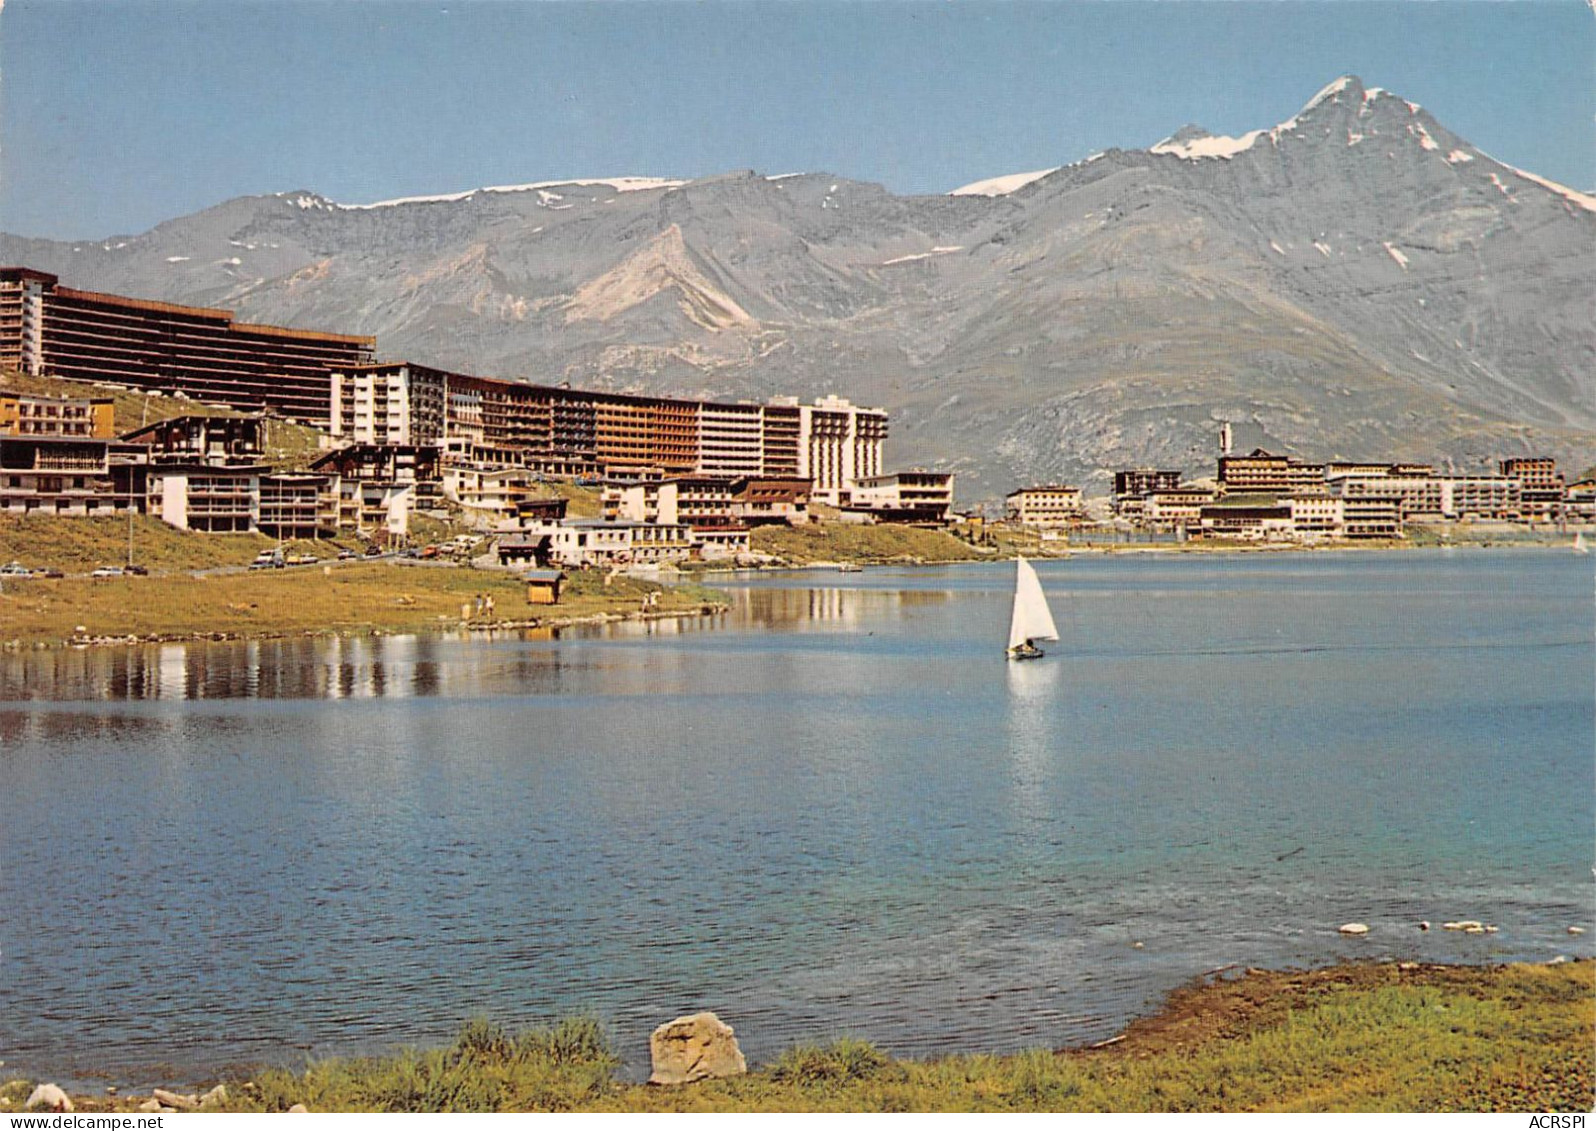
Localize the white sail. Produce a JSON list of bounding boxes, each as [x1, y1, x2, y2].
[[1576, 532, 1589, 554], [1008, 556, 1060, 650]]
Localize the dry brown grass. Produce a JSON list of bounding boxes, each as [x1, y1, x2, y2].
[[0, 561, 725, 645]]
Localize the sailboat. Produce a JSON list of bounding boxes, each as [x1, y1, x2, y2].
[[1007, 556, 1060, 660], [1575, 532, 1589, 554]]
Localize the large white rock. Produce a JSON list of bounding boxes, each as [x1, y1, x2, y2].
[[648, 1011, 747, 1085], [26, 1084, 72, 1112], [1338, 923, 1370, 935]]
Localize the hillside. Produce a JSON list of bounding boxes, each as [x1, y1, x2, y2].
[[5, 77, 1592, 501]]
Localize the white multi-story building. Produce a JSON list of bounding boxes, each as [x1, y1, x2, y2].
[[1005, 485, 1083, 529], [517, 518, 694, 567], [1328, 472, 1519, 521], [843, 470, 954, 524], [1289, 494, 1344, 538], [329, 362, 448, 447], [697, 402, 765, 478], [767, 395, 888, 506]]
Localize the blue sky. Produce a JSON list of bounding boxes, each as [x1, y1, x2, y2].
[[3, 0, 1592, 240]]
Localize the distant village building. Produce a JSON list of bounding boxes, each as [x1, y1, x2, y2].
[[1338, 496, 1402, 539], [1005, 485, 1083, 529], [309, 443, 442, 539], [1114, 469, 1184, 503], [0, 435, 149, 516], [842, 471, 954, 525], [255, 473, 334, 540], [512, 518, 694, 568], [729, 478, 810, 526], [148, 464, 260, 533], [1195, 495, 1296, 541], [1500, 457, 1565, 522], [132, 417, 335, 538], [603, 476, 751, 558], [124, 414, 266, 466], [0, 391, 115, 439], [1217, 449, 1326, 495], [1144, 486, 1217, 528], [1566, 478, 1596, 522], [1288, 493, 1344, 539]]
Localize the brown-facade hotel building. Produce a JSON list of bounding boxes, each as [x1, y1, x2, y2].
[[0, 267, 374, 425]]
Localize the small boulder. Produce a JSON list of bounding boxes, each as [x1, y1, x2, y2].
[[137, 1099, 163, 1113], [648, 1011, 747, 1085], [1338, 923, 1370, 935], [153, 1089, 198, 1110], [1569, 926, 1586, 935], [287, 1103, 310, 1113], [1443, 920, 1482, 932], [25, 1084, 72, 1112], [200, 1085, 228, 1108], [1418, 921, 1430, 931]]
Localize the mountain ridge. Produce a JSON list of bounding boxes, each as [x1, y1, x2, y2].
[[5, 75, 1592, 500]]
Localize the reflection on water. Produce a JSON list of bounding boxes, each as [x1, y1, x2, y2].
[[0, 586, 954, 703], [0, 551, 1591, 1086]]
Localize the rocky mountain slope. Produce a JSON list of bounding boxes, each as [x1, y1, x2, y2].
[[6, 76, 1593, 500]]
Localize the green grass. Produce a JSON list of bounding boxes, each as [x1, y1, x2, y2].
[[752, 521, 987, 565], [243, 1017, 620, 1113], [7, 962, 1587, 1113], [0, 514, 284, 574]]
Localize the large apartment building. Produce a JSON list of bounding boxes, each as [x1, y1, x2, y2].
[[1, 267, 375, 425], [329, 363, 889, 494]]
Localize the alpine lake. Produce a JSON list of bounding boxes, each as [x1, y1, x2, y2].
[[2, 548, 1591, 1086]]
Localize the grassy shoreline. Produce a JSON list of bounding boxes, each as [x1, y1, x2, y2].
[[1, 512, 1583, 649], [0, 560, 727, 649], [3, 961, 1589, 1113]]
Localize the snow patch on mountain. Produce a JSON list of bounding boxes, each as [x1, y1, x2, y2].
[[1506, 166, 1596, 214], [339, 178, 686, 210], [1151, 130, 1267, 161], [881, 246, 964, 266], [950, 169, 1059, 196]]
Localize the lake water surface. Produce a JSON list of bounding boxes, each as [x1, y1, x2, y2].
[[2, 550, 1591, 1085]]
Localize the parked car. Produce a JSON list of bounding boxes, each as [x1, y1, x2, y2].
[[337, 549, 358, 560], [420, 544, 440, 560], [0, 561, 32, 577], [90, 566, 125, 578], [124, 564, 149, 576], [285, 553, 318, 566], [34, 567, 64, 579]]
